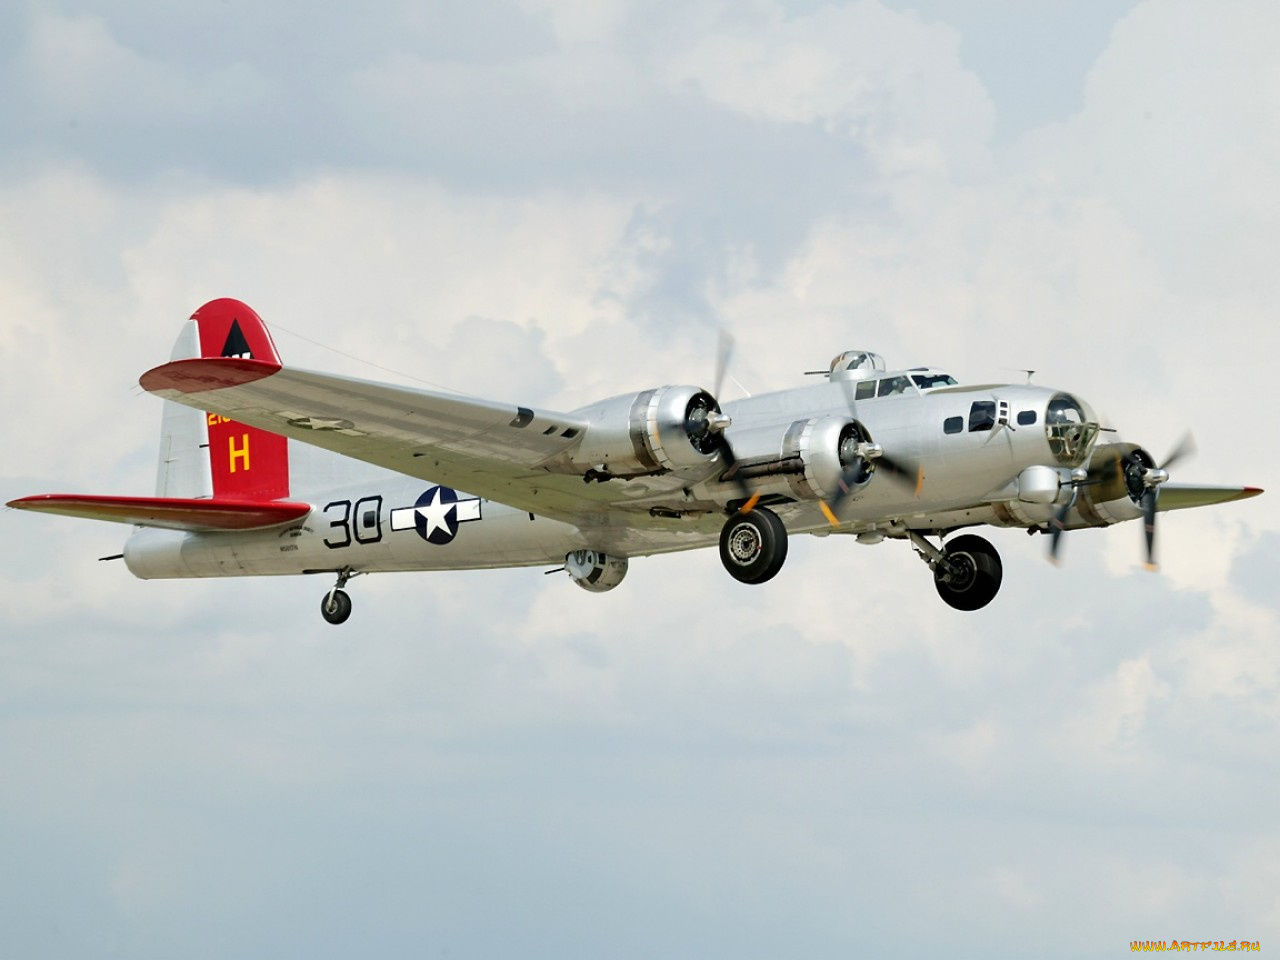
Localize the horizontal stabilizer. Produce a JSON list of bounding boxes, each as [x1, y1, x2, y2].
[[7, 494, 311, 532], [1157, 484, 1263, 512], [141, 355, 283, 393]]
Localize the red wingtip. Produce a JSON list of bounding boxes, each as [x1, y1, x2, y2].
[[140, 357, 282, 394], [8, 494, 311, 531]]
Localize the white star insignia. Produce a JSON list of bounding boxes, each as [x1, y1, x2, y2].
[[414, 487, 456, 539]]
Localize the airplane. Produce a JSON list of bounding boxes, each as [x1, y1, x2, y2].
[[8, 298, 1264, 624]]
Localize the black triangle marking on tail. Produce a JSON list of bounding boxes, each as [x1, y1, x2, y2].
[[221, 319, 253, 359]]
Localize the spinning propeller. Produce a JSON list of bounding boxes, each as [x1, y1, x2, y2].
[[821, 374, 924, 525], [698, 336, 923, 520], [685, 331, 755, 510], [1136, 432, 1196, 570], [1048, 432, 1196, 570], [1047, 468, 1089, 564]]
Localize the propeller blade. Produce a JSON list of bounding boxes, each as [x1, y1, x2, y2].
[[821, 452, 923, 527], [1141, 488, 1159, 571], [878, 453, 925, 497], [711, 332, 754, 510], [1046, 482, 1083, 564], [822, 463, 866, 525], [818, 372, 861, 525], [840, 377, 922, 493], [817, 368, 923, 524], [1135, 431, 1192, 571], [713, 329, 734, 402], [1161, 432, 1196, 471]]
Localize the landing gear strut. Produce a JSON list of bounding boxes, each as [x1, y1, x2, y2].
[[910, 532, 1003, 611], [321, 567, 360, 625], [719, 507, 788, 584]]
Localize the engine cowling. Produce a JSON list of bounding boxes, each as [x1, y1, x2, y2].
[[996, 443, 1153, 529], [727, 417, 875, 503], [785, 416, 874, 502], [565, 550, 628, 592], [564, 385, 725, 478], [1068, 442, 1151, 525]]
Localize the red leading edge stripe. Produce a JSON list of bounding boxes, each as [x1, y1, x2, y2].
[[6, 494, 311, 531], [139, 357, 283, 394]]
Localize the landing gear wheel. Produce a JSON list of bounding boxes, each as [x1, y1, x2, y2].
[[719, 507, 788, 584], [934, 534, 1002, 611], [321, 588, 353, 625]]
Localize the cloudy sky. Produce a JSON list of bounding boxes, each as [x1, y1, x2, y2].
[[2, 1, 1277, 956]]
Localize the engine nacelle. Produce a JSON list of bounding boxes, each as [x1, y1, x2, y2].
[[785, 416, 874, 502], [565, 550, 628, 592], [565, 385, 724, 477], [728, 417, 874, 503], [1069, 442, 1151, 526], [995, 443, 1152, 529], [1001, 442, 1147, 529]]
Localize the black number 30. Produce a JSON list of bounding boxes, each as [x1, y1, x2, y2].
[[323, 496, 384, 549]]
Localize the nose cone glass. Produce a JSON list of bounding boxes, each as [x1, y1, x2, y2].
[[1045, 392, 1099, 465]]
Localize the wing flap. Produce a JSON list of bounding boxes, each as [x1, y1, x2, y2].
[[7, 494, 312, 531]]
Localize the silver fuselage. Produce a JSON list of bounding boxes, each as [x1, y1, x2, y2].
[[124, 376, 1115, 580]]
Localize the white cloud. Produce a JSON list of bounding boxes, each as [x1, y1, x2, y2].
[[1063, 655, 1171, 760], [515, 0, 632, 46], [665, 1, 995, 176]]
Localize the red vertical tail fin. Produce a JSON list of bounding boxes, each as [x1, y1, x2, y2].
[[190, 299, 291, 501]]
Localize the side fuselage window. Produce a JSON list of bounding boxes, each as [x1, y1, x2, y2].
[[1017, 410, 1037, 426], [969, 401, 996, 432], [943, 416, 963, 434]]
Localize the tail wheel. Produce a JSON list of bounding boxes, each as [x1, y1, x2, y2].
[[719, 507, 788, 584], [321, 588, 353, 625], [934, 534, 1002, 611]]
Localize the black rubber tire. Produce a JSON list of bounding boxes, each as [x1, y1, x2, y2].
[[321, 588, 353, 625], [719, 507, 788, 584], [934, 534, 1002, 611]]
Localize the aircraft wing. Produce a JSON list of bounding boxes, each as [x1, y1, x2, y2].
[[1156, 484, 1263, 512], [7, 494, 312, 531], [139, 357, 654, 523]]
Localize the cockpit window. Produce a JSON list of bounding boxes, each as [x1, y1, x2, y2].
[[877, 376, 911, 397], [911, 373, 959, 390], [851, 375, 924, 401]]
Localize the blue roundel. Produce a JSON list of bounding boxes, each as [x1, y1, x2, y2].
[[389, 486, 483, 545], [414, 485, 464, 544]]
